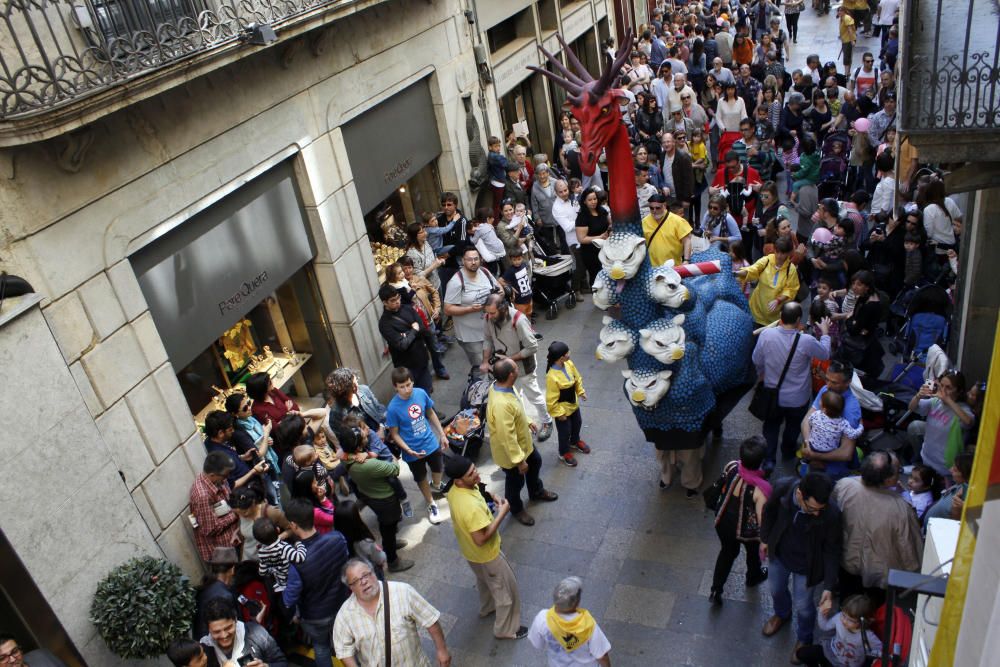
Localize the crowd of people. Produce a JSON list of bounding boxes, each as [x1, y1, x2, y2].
[[84, 2, 983, 667]]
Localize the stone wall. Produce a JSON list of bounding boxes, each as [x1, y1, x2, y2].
[[0, 0, 480, 657]]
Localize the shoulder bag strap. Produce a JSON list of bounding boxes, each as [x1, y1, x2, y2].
[[383, 580, 392, 667], [775, 333, 801, 392], [650, 214, 671, 243]]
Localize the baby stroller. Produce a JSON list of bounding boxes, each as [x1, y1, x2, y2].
[[443, 370, 490, 459], [817, 131, 850, 200], [888, 283, 951, 361], [531, 230, 578, 320]]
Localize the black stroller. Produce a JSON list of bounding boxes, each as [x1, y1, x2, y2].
[[443, 370, 490, 459], [816, 131, 851, 201], [531, 230, 578, 320]]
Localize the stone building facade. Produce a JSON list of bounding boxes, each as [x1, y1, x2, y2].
[[0, 0, 615, 663]]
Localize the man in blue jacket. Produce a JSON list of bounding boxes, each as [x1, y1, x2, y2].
[[283, 499, 349, 667]]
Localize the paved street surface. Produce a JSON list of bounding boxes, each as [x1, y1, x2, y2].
[[377, 11, 885, 666]]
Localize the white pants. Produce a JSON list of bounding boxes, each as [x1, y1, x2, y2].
[[515, 369, 551, 425]]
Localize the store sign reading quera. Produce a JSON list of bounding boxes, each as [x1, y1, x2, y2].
[[383, 158, 413, 185], [343, 80, 442, 214], [130, 162, 315, 369], [218, 271, 269, 316]]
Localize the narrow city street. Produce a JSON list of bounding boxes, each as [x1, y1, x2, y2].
[[383, 9, 887, 666]]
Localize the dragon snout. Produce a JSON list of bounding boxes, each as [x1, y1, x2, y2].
[[610, 266, 625, 280]]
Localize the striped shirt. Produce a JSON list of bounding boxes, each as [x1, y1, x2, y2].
[[333, 581, 441, 667], [257, 539, 307, 592]]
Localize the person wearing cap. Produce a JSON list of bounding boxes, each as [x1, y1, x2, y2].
[[487, 358, 559, 527], [665, 104, 696, 141], [444, 455, 527, 640], [667, 73, 695, 115], [643, 193, 693, 266], [193, 547, 240, 639], [527, 577, 612, 667], [866, 90, 896, 146]]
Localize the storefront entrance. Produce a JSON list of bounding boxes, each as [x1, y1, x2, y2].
[[129, 161, 337, 422]]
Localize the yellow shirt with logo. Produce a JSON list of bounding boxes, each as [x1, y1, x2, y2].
[[447, 485, 501, 563], [486, 386, 534, 469], [642, 212, 693, 267]]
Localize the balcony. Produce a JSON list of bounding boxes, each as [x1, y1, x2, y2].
[[900, 0, 1000, 163], [0, 0, 384, 145]]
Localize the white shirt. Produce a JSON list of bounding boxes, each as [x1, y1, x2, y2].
[[870, 175, 895, 216], [333, 582, 440, 667], [804, 64, 821, 86], [552, 197, 581, 247], [668, 84, 696, 114], [922, 198, 962, 247], [528, 609, 612, 667], [875, 0, 900, 25]]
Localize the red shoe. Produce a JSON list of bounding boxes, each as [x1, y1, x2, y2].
[[559, 453, 578, 467], [572, 440, 591, 454]]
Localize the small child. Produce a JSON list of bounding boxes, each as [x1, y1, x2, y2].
[[422, 211, 455, 257], [501, 248, 534, 318], [903, 232, 925, 288], [568, 177, 584, 205], [470, 211, 506, 268], [814, 277, 842, 344], [254, 517, 307, 594], [802, 391, 864, 469], [545, 341, 590, 467], [779, 135, 801, 196], [725, 240, 752, 299], [903, 464, 939, 521], [795, 594, 882, 667], [342, 414, 412, 518], [791, 137, 820, 199], [689, 128, 709, 185], [560, 128, 579, 155]]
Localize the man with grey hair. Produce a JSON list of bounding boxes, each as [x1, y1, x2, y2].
[[333, 557, 451, 667], [527, 576, 612, 666], [715, 21, 734, 67]]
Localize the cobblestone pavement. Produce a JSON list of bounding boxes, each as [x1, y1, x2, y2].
[[377, 10, 884, 666]]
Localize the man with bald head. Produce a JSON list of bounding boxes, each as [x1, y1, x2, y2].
[[486, 358, 558, 526]]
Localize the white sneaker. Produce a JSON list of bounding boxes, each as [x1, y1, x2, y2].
[[427, 502, 443, 525]]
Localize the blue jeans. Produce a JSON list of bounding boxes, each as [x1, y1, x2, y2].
[[767, 555, 819, 644], [299, 616, 335, 667]]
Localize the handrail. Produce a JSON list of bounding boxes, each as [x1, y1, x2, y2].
[[0, 0, 348, 120], [900, 0, 1000, 132]]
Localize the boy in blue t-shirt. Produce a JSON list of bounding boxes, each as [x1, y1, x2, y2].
[[385, 367, 448, 524]]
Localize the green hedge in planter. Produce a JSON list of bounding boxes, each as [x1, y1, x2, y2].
[[90, 556, 195, 659]]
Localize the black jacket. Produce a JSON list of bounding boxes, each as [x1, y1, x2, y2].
[[378, 304, 430, 371], [202, 621, 287, 667], [665, 150, 695, 205], [760, 477, 842, 590]]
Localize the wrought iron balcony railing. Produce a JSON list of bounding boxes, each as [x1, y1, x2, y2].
[[0, 0, 349, 121], [901, 0, 1000, 133]]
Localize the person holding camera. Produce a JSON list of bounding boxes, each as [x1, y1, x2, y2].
[[481, 293, 554, 442], [200, 597, 286, 667], [203, 411, 271, 495], [444, 245, 502, 376]]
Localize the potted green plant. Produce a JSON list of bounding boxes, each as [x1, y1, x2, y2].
[[90, 556, 195, 659]]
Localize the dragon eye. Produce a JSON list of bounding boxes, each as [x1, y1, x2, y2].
[[646, 379, 656, 388], [601, 106, 610, 115]]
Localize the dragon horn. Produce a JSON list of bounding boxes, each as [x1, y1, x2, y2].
[[556, 34, 594, 83], [593, 28, 634, 98], [537, 41, 587, 87], [527, 66, 584, 104]]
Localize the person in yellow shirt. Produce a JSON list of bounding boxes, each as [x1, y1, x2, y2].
[[642, 193, 693, 266], [486, 359, 559, 527], [837, 5, 858, 73], [545, 341, 590, 468], [737, 236, 800, 328], [444, 455, 527, 640]]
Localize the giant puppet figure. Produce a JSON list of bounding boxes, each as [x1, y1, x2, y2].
[[530, 34, 755, 450]]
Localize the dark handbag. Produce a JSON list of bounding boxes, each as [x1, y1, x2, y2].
[[703, 463, 736, 512], [838, 332, 868, 366], [748, 333, 800, 421]]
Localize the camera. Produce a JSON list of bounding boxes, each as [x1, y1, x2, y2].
[[488, 354, 502, 366]]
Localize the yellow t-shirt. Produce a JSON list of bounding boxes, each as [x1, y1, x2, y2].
[[839, 14, 856, 44], [689, 141, 708, 164], [486, 386, 533, 469], [642, 212, 693, 266], [447, 485, 500, 563]]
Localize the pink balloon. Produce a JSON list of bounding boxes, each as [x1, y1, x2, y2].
[[812, 227, 834, 245], [853, 117, 870, 133]]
